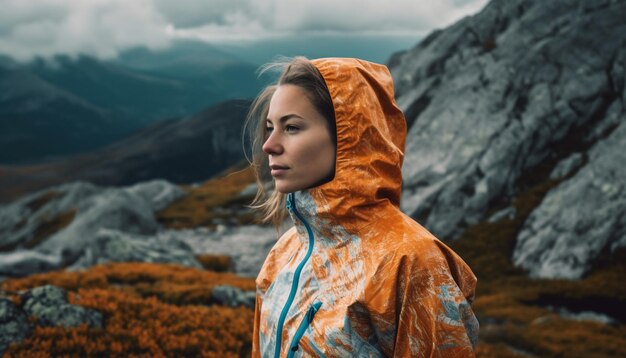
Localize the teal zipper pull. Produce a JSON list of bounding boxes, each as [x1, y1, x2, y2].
[[288, 301, 323, 357]]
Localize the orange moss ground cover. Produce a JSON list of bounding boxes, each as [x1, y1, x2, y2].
[[195, 254, 234, 273], [157, 164, 258, 229], [1, 262, 256, 357]]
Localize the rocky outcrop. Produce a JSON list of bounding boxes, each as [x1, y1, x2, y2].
[[68, 228, 202, 271], [0, 285, 102, 355], [0, 173, 277, 279], [513, 107, 626, 278], [0, 180, 186, 277], [0, 298, 32, 355], [157, 224, 285, 277], [0, 251, 63, 278], [21, 285, 103, 328], [389, 0, 625, 278], [211, 285, 256, 308]]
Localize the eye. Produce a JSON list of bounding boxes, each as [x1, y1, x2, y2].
[[285, 125, 299, 133], [266, 126, 274, 134]]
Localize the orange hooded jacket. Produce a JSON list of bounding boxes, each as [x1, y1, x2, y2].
[[252, 58, 479, 357]]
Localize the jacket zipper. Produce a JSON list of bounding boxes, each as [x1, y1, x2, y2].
[[274, 192, 316, 358], [287, 301, 323, 358]]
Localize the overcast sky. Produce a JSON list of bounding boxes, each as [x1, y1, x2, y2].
[[0, 0, 489, 62]]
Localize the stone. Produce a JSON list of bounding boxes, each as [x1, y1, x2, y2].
[[513, 118, 626, 279], [211, 285, 256, 309], [549, 152, 584, 180], [21, 285, 103, 329], [0, 298, 33, 355], [0, 179, 185, 277], [67, 228, 202, 270]]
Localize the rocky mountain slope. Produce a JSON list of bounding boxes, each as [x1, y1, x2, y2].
[[389, 0, 625, 279]]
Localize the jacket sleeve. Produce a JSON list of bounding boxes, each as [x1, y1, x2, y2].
[[391, 253, 479, 358], [251, 292, 263, 358]]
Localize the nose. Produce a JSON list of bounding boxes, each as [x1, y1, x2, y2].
[[262, 130, 283, 155]]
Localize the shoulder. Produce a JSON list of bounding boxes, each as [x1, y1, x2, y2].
[[361, 211, 477, 299], [362, 210, 447, 265]]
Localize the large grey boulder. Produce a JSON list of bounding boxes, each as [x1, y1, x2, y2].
[[158, 224, 285, 277], [0, 181, 99, 252], [124, 179, 187, 211], [389, 0, 625, 278], [21, 285, 103, 329], [513, 115, 626, 279], [67, 228, 202, 270], [0, 298, 32, 355], [0, 285, 104, 355], [0, 180, 185, 277], [211, 285, 256, 309]]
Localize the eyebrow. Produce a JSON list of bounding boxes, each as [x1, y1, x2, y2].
[[265, 114, 304, 124]]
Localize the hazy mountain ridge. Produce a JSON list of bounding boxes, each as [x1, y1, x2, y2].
[[0, 41, 260, 164], [0, 99, 251, 203], [0, 65, 133, 164]]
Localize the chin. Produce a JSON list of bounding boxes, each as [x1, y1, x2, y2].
[[274, 183, 290, 194], [275, 186, 297, 194], [274, 181, 302, 194]]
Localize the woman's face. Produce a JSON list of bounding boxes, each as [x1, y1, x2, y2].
[[263, 84, 336, 193]]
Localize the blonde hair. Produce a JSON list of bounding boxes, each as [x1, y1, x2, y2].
[[244, 56, 335, 227]]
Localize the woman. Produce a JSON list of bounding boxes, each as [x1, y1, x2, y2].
[[247, 57, 479, 357]]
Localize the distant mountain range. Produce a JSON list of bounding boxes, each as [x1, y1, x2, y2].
[[0, 99, 251, 203], [0, 40, 260, 164]]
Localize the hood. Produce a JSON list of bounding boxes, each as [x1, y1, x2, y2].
[[294, 58, 406, 229]]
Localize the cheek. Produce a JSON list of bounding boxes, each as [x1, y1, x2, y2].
[[298, 137, 335, 171], [320, 141, 336, 170]]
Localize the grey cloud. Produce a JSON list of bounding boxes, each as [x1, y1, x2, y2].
[[0, 2, 66, 35], [153, 0, 252, 28], [170, 0, 490, 39], [0, 0, 171, 62], [0, 0, 488, 61]]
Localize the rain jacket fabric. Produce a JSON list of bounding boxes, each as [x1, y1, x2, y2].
[[252, 58, 479, 357]]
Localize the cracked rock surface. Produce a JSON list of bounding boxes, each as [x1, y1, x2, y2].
[[389, 0, 625, 278]]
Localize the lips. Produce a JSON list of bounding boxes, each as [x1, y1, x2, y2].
[[270, 164, 289, 170], [270, 164, 289, 177]]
